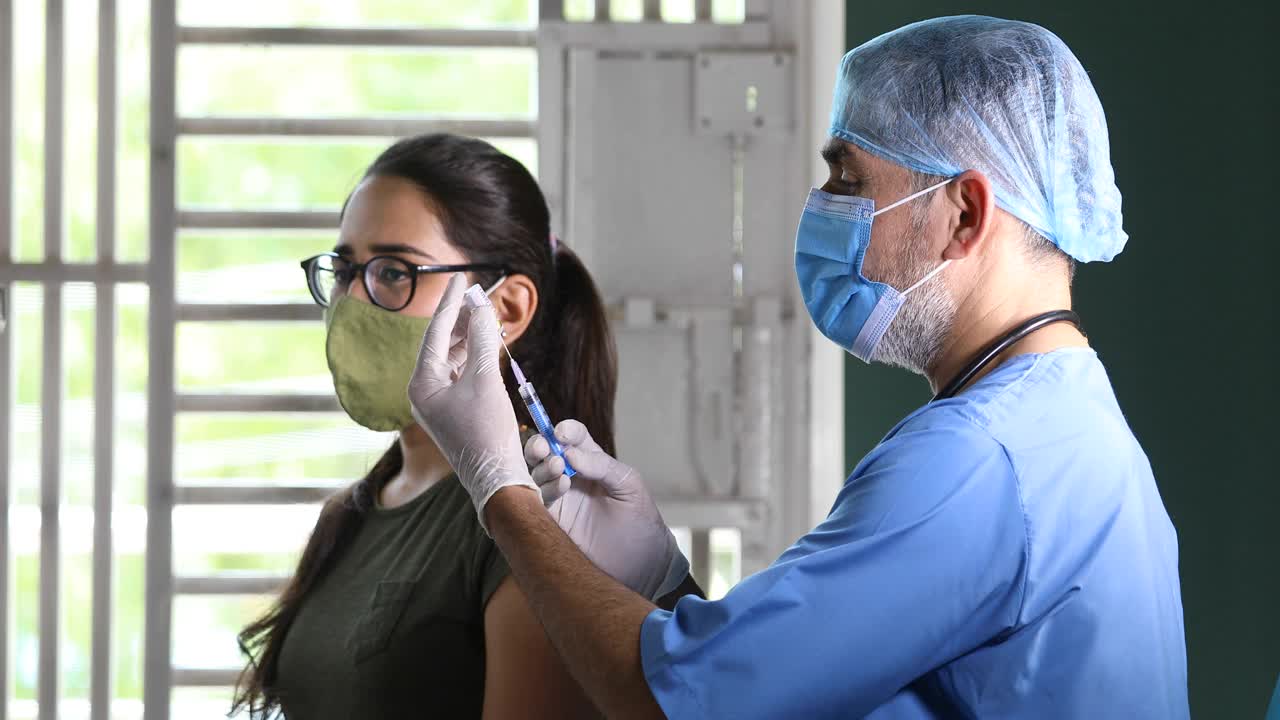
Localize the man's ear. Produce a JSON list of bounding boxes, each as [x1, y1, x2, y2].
[[488, 273, 538, 346], [942, 169, 996, 261]]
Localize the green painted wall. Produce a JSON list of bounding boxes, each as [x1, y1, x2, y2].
[[840, 3, 1279, 717]]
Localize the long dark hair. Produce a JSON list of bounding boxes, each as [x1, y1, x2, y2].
[[230, 134, 618, 718]]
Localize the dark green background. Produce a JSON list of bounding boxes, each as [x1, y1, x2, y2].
[[841, 2, 1279, 717]]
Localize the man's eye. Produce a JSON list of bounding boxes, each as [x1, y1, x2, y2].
[[826, 166, 857, 188], [827, 177, 858, 194]]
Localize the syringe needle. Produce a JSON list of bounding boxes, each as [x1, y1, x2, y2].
[[508, 351, 528, 386]]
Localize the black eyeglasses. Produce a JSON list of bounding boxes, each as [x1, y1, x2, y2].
[[300, 252, 508, 312]]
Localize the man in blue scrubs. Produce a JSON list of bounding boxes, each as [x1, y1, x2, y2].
[[409, 15, 1189, 719]]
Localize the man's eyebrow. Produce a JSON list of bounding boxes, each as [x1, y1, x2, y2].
[[820, 140, 848, 166]]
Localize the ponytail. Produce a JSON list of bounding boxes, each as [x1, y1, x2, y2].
[[513, 242, 618, 456]]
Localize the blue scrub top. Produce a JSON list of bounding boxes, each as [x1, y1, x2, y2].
[[641, 348, 1188, 718]]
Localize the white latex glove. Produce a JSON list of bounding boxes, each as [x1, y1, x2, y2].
[[408, 274, 537, 531], [525, 420, 690, 601]]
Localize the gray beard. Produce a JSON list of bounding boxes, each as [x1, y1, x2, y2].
[[868, 227, 957, 375], [870, 271, 956, 375]]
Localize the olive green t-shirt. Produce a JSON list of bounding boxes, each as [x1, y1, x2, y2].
[[275, 476, 508, 719]]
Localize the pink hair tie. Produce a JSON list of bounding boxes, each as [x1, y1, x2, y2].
[[549, 233, 560, 254]]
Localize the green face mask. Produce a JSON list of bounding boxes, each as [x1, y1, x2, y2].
[[325, 296, 433, 432]]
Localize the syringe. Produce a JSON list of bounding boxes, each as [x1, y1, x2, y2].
[[464, 285, 577, 478]]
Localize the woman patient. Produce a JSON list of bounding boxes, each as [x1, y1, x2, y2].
[[231, 133, 700, 719]]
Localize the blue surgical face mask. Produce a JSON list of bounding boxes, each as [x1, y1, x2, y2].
[[794, 177, 953, 362]]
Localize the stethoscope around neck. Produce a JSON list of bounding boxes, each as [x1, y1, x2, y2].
[[931, 310, 1082, 401]]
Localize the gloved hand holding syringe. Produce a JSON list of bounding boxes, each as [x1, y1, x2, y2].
[[410, 273, 688, 598], [463, 284, 577, 479]]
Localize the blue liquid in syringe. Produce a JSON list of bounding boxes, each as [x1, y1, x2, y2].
[[512, 359, 577, 478]]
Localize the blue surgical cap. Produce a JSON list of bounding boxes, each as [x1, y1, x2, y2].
[[830, 16, 1126, 263]]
